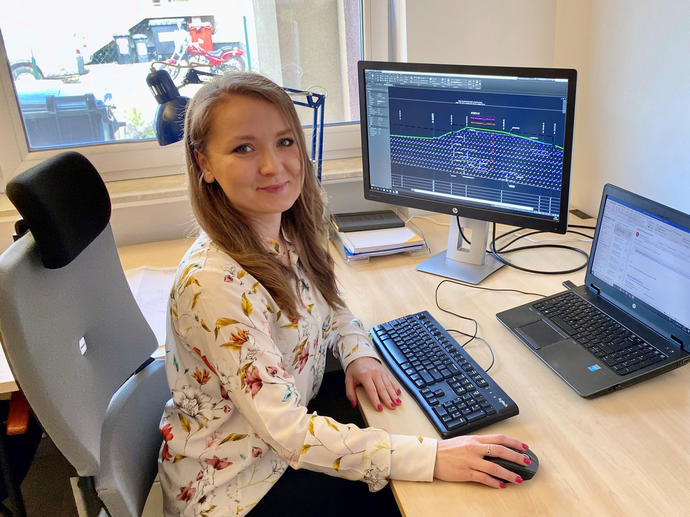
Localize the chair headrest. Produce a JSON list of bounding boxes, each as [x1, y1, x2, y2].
[[6, 151, 111, 269]]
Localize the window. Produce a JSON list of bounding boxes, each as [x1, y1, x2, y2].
[[0, 0, 375, 188]]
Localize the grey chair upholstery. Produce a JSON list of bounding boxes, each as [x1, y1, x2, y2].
[[0, 152, 170, 517], [98, 361, 169, 516]]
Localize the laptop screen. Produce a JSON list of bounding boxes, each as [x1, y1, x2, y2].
[[591, 195, 690, 333]]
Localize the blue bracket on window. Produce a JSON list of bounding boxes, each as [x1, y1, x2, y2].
[[283, 87, 325, 182]]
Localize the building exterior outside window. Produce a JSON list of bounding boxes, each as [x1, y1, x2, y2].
[[0, 0, 362, 151], [0, 0, 383, 190]]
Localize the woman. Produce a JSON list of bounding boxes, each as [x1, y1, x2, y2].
[[159, 72, 531, 517]]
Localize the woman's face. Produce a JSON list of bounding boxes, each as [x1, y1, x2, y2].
[[196, 94, 303, 233]]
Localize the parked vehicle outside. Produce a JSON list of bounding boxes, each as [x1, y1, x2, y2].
[[162, 23, 246, 80]]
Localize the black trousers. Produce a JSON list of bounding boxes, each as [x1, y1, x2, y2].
[[250, 370, 402, 517]]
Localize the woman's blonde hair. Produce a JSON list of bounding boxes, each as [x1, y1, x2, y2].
[[184, 72, 342, 318]]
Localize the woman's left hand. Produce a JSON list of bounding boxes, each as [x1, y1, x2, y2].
[[345, 356, 402, 411]]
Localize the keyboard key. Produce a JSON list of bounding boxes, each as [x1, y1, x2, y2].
[[433, 406, 447, 419], [429, 368, 443, 382], [382, 338, 407, 364], [419, 370, 434, 385], [447, 418, 467, 430], [466, 410, 487, 423]]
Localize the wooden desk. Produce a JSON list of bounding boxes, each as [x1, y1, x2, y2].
[[334, 217, 690, 517], [117, 218, 690, 517], [0, 349, 17, 394]]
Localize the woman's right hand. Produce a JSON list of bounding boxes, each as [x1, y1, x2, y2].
[[433, 433, 531, 489]]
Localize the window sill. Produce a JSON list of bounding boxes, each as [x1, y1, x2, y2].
[[1, 157, 365, 250], [1, 157, 363, 216]]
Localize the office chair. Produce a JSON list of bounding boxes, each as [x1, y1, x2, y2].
[[0, 151, 170, 517]]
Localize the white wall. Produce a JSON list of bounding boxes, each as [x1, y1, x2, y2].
[[403, 0, 690, 217], [552, 0, 594, 214], [558, 0, 690, 216], [405, 0, 557, 67]]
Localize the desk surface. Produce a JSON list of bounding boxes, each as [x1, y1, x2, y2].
[[0, 351, 16, 393], [94, 216, 690, 516]]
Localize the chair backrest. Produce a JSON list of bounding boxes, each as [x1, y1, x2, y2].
[[0, 152, 167, 515], [97, 359, 169, 517]]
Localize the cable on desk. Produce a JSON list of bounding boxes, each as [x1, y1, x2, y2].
[[434, 278, 548, 299], [489, 223, 590, 275], [434, 280, 512, 372], [454, 215, 593, 274], [494, 229, 593, 249], [433, 279, 549, 372], [455, 216, 595, 250], [454, 214, 592, 274], [447, 329, 495, 372]]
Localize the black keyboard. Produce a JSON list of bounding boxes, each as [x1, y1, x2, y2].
[[370, 311, 519, 439], [533, 292, 667, 376]]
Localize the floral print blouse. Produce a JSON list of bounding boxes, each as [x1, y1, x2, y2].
[[159, 233, 437, 516]]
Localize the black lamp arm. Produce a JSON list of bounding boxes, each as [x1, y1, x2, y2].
[[147, 65, 325, 180]]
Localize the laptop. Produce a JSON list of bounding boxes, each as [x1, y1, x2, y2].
[[497, 184, 690, 397]]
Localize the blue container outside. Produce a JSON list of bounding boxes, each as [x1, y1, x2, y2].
[[16, 90, 124, 149]]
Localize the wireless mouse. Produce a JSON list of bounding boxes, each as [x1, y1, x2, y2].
[[484, 448, 539, 481]]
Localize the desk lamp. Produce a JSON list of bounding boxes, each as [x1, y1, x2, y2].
[[146, 67, 326, 180], [145, 69, 189, 147]]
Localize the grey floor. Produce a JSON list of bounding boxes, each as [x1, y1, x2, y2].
[[4, 436, 78, 516]]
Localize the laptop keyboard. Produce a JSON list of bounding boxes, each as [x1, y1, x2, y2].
[[370, 311, 519, 439], [533, 292, 667, 376]]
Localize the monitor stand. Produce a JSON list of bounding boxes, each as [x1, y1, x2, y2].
[[416, 216, 503, 284]]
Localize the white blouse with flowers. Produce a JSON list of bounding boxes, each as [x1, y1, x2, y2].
[[158, 233, 437, 517]]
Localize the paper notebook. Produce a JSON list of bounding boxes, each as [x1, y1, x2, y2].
[[338, 226, 424, 254]]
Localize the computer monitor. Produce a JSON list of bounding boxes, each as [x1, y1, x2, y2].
[[358, 61, 577, 283]]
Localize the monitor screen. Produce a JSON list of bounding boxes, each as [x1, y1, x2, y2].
[[590, 193, 690, 334], [358, 61, 577, 283], [359, 61, 577, 232]]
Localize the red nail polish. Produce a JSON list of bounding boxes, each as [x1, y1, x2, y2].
[[350, 399, 356, 408], [396, 389, 401, 395], [377, 404, 383, 411], [396, 398, 401, 404], [523, 456, 531, 465], [515, 476, 523, 484], [391, 401, 396, 407], [499, 482, 506, 489], [522, 443, 529, 450]]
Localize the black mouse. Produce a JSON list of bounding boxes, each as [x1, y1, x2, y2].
[[484, 448, 539, 481]]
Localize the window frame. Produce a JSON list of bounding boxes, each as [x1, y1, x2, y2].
[[0, 0, 395, 191]]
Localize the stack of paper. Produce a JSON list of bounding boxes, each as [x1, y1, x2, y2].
[[126, 266, 177, 355], [337, 226, 425, 256]]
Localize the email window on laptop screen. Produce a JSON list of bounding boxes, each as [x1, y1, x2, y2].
[[591, 195, 690, 333]]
